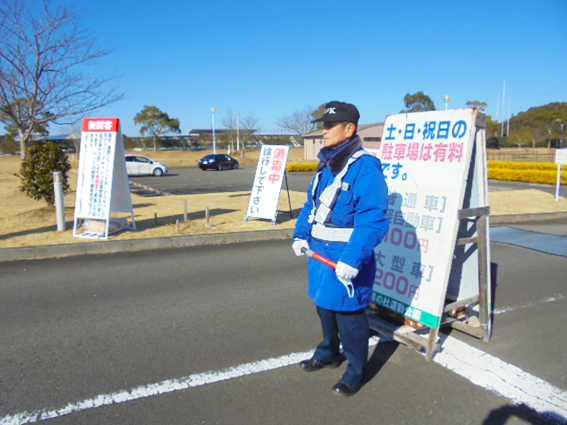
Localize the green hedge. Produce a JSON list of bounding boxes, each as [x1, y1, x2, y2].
[[286, 162, 318, 172], [488, 161, 565, 184]]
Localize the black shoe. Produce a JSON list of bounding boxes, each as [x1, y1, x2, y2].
[[299, 355, 343, 372], [332, 380, 364, 397]]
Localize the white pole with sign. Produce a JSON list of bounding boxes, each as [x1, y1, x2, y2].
[[555, 149, 567, 201], [370, 108, 491, 360], [73, 118, 135, 240], [246, 145, 291, 225]]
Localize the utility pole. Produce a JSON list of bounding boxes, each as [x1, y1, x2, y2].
[[212, 108, 217, 154], [496, 94, 500, 124], [506, 96, 511, 138], [501, 80, 506, 137], [236, 112, 240, 151]]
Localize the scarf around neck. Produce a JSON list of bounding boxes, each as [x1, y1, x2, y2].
[[316, 135, 363, 176]]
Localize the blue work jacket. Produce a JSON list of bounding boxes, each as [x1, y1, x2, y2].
[[293, 137, 389, 311]]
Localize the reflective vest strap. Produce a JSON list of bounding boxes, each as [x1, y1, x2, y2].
[[311, 223, 354, 242], [312, 150, 369, 226], [308, 171, 321, 223]]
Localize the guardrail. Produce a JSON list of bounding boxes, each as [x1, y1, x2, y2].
[[487, 152, 556, 163]]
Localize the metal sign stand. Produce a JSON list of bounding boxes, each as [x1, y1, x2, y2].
[[368, 109, 492, 361], [275, 172, 294, 223], [73, 118, 135, 240], [368, 205, 491, 360]]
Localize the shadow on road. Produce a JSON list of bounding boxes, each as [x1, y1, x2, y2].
[[133, 208, 238, 229], [274, 207, 303, 225], [365, 339, 400, 384], [482, 403, 565, 425]]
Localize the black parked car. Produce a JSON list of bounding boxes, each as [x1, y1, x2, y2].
[[198, 154, 239, 171]]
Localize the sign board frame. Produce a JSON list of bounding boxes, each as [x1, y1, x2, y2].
[[368, 108, 491, 360], [246, 145, 292, 225], [73, 118, 135, 240]]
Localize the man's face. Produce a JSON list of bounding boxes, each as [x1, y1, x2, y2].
[[322, 121, 355, 149]]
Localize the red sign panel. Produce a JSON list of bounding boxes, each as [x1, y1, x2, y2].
[[82, 118, 119, 132]]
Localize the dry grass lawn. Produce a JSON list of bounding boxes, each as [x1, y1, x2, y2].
[[1, 148, 566, 249], [0, 149, 310, 249]]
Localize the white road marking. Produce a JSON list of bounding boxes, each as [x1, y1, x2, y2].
[[494, 294, 564, 315], [1, 337, 566, 424], [0, 350, 316, 424], [431, 337, 567, 423]]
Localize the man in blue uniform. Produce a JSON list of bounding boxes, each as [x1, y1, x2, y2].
[[292, 101, 389, 396]]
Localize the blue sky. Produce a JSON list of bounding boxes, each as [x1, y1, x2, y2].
[[63, 0, 567, 136]]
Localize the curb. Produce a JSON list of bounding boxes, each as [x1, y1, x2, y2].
[[2, 212, 567, 263], [0, 229, 294, 263], [130, 181, 172, 196], [490, 211, 567, 224]]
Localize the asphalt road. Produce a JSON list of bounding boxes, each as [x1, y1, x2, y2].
[[130, 166, 565, 197], [1, 229, 566, 424], [129, 166, 314, 196]]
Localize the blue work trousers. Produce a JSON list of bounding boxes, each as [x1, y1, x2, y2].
[[313, 305, 369, 386]]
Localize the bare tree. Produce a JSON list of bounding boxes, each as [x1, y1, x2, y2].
[[237, 113, 260, 158], [509, 127, 538, 148], [221, 108, 237, 152], [0, 0, 123, 158], [65, 117, 84, 153], [240, 113, 260, 143], [276, 107, 317, 143]]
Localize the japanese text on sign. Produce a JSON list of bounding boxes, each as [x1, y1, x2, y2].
[[379, 119, 468, 182], [373, 109, 478, 329], [82, 118, 119, 132], [247, 145, 289, 221], [76, 131, 114, 218]]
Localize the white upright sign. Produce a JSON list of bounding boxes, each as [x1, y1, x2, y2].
[[247, 145, 290, 223], [73, 118, 135, 239], [556, 149, 567, 165], [555, 149, 567, 201], [373, 108, 488, 329]]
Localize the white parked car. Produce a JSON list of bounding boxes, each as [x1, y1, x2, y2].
[[125, 155, 169, 176]]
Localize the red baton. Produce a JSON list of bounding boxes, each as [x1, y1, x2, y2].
[[301, 247, 337, 269]]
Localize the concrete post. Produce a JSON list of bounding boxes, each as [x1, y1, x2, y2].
[[53, 171, 66, 231]]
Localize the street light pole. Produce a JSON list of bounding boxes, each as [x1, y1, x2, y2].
[[212, 108, 216, 154], [444, 94, 451, 110], [236, 112, 240, 151]]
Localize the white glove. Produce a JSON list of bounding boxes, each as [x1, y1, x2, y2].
[[292, 239, 309, 256], [337, 276, 355, 298], [336, 261, 359, 280]]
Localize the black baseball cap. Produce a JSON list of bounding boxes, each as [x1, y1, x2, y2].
[[311, 101, 360, 124]]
